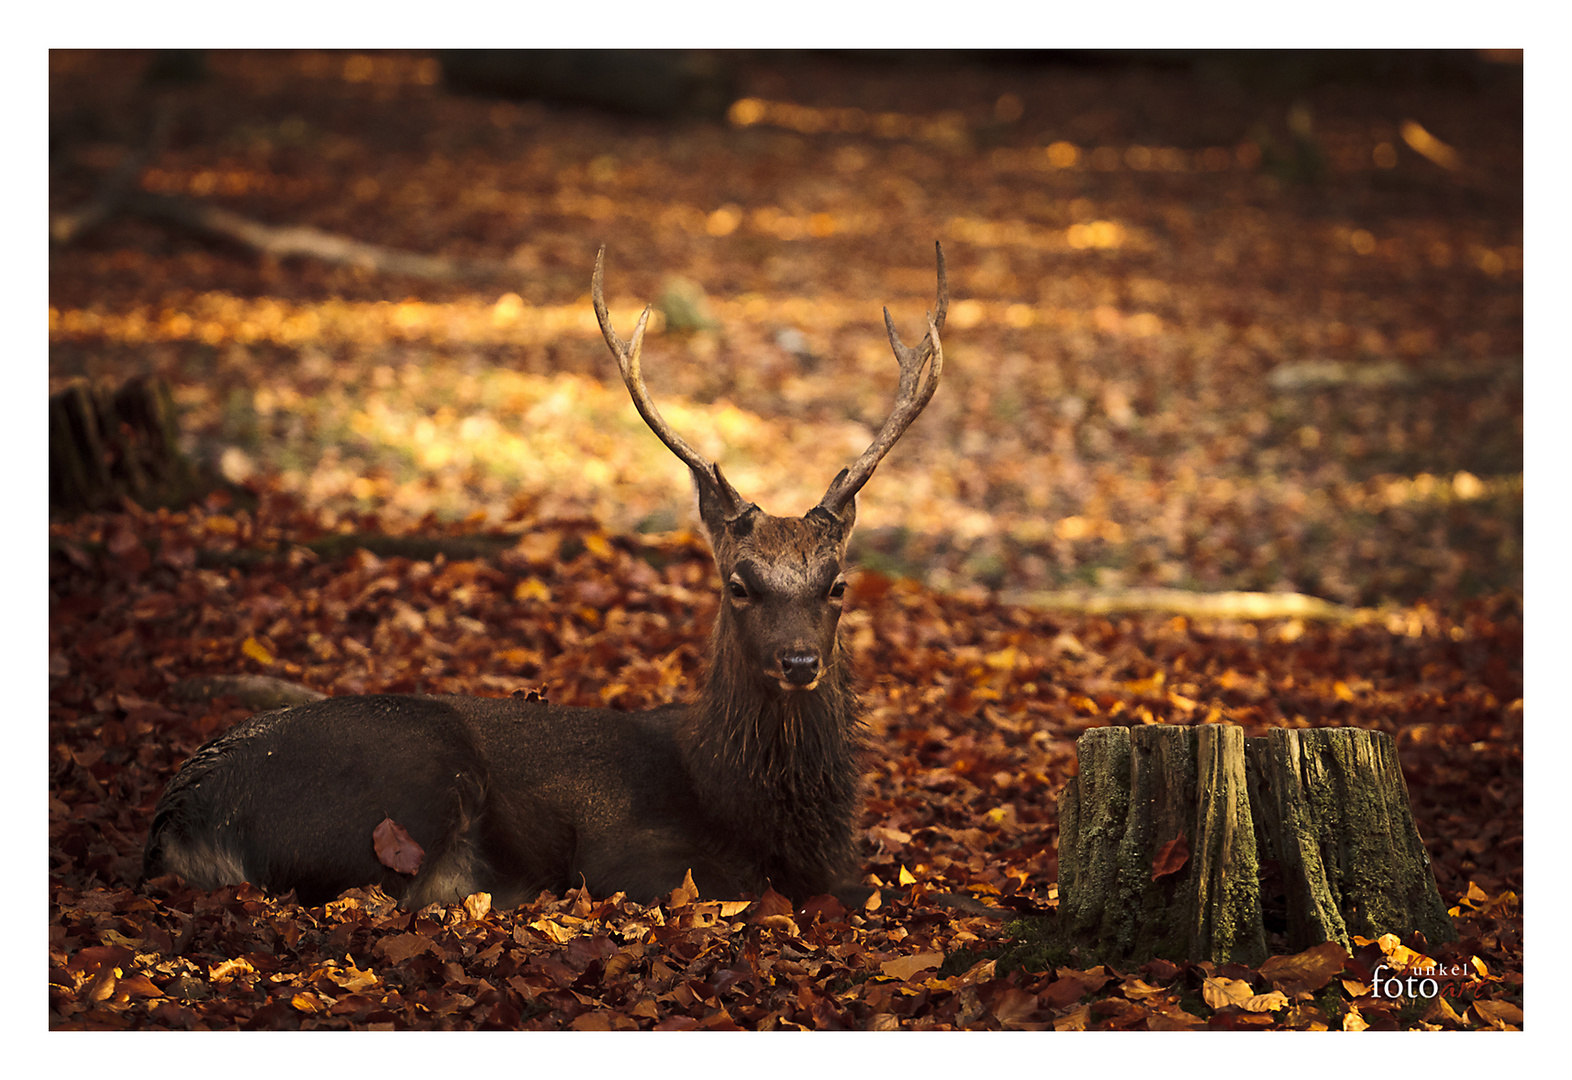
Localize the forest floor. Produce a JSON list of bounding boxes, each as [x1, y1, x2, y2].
[[48, 49, 1522, 1031]]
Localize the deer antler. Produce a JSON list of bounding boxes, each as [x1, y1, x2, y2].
[[819, 241, 947, 515], [593, 246, 747, 515]]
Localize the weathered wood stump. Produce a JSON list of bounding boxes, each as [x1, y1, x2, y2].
[[49, 376, 199, 512], [1057, 724, 1455, 967]]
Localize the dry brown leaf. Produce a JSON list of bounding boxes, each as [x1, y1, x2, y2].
[[880, 951, 945, 981], [1259, 941, 1351, 995], [989, 986, 1043, 1029], [1201, 976, 1256, 1010], [1053, 1004, 1092, 1031], [209, 957, 257, 982], [1472, 999, 1524, 1028], [374, 931, 437, 964], [1239, 990, 1289, 1013]]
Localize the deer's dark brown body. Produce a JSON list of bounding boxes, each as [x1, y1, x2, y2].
[[143, 244, 947, 908]]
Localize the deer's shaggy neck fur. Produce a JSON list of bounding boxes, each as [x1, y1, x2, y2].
[[679, 603, 864, 900]]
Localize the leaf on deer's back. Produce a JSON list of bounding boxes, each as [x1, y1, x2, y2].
[[373, 816, 424, 875], [1151, 831, 1189, 880]]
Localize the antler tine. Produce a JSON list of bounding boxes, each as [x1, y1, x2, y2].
[[819, 242, 947, 515], [592, 246, 724, 484]]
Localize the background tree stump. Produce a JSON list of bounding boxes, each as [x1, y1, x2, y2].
[[1057, 724, 1456, 967], [49, 376, 202, 513]]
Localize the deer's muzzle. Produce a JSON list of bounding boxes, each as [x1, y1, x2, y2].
[[777, 652, 821, 691]]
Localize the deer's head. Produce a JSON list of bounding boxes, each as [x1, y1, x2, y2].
[[593, 244, 946, 693]]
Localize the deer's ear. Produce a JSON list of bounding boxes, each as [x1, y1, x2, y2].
[[834, 494, 857, 533], [807, 496, 856, 536], [693, 463, 752, 546]]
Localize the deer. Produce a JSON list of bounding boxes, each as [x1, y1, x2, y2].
[[142, 243, 947, 910]]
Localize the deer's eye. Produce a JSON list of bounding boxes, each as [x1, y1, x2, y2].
[[727, 577, 750, 601], [828, 578, 847, 600]]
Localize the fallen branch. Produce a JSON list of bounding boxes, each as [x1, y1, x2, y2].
[[1267, 357, 1520, 393], [193, 531, 522, 570], [51, 104, 515, 283], [49, 105, 175, 247], [116, 192, 515, 282], [1008, 587, 1365, 623]]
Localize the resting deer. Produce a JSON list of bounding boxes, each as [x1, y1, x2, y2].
[[143, 243, 947, 909]]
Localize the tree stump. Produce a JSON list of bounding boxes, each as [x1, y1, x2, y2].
[[49, 376, 200, 512], [1057, 724, 1455, 967]]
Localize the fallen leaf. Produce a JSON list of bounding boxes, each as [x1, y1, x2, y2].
[[241, 636, 275, 666], [209, 957, 257, 982], [1053, 1004, 1091, 1031], [1471, 999, 1524, 1028], [989, 985, 1043, 1028], [1259, 941, 1351, 995], [1202, 976, 1256, 1010], [374, 931, 437, 964], [1240, 990, 1289, 1013], [880, 951, 945, 981]]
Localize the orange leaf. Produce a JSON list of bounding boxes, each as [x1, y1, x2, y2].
[[1053, 1003, 1091, 1031], [880, 951, 945, 981], [1259, 941, 1351, 995], [666, 868, 699, 908], [209, 957, 257, 982], [570, 1011, 614, 1031], [753, 886, 794, 919], [374, 932, 437, 965], [241, 636, 275, 666], [1201, 976, 1254, 1010], [462, 891, 492, 920], [528, 918, 574, 945], [373, 816, 424, 875], [1472, 999, 1524, 1028], [1152, 831, 1189, 880], [1239, 990, 1288, 1013], [988, 985, 1042, 1028]]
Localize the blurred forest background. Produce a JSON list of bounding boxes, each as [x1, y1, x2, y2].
[[48, 48, 1522, 612]]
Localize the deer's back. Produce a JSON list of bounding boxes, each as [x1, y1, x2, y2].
[[144, 693, 716, 906]]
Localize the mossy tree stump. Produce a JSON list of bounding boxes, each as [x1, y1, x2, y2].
[[1057, 724, 1455, 967]]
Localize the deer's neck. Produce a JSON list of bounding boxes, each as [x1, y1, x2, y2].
[[680, 620, 864, 891]]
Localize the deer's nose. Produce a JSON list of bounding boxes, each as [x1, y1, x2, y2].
[[779, 652, 821, 687]]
